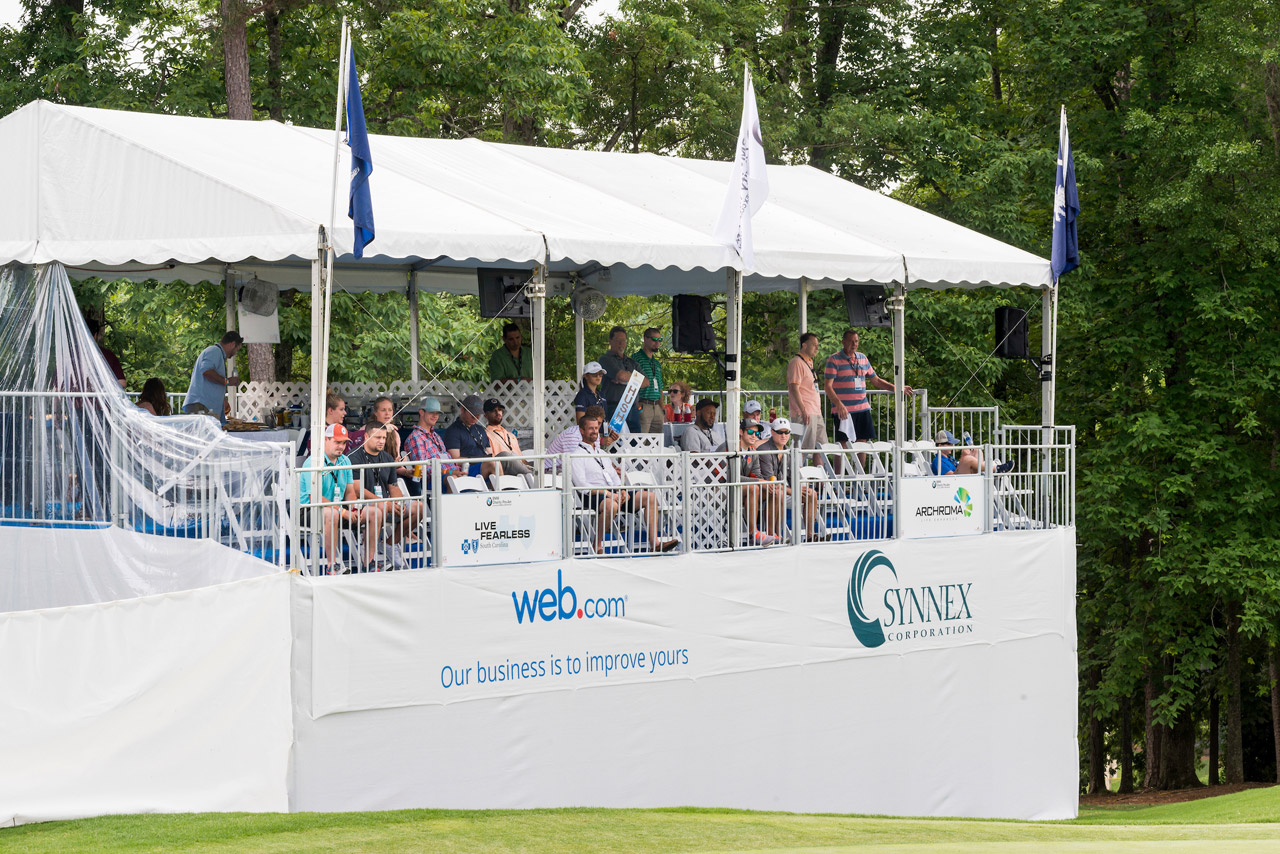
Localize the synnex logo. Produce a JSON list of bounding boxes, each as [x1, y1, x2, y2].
[[512, 570, 627, 624], [847, 550, 975, 647]]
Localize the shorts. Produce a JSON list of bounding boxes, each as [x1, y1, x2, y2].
[[835, 409, 876, 443], [300, 505, 357, 529], [799, 415, 828, 450], [582, 490, 637, 512]]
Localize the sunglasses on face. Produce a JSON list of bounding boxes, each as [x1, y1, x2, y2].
[[647, 336, 662, 343], [746, 427, 761, 436], [774, 429, 791, 435]]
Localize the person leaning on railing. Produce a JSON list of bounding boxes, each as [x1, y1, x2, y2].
[[570, 409, 678, 554], [403, 397, 461, 494], [754, 417, 820, 542], [299, 424, 371, 576], [738, 417, 780, 547]]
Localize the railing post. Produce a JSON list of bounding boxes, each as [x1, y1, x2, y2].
[[430, 458, 442, 566], [561, 452, 572, 558], [983, 442, 994, 534], [892, 442, 902, 540], [681, 451, 692, 554], [790, 445, 801, 546]]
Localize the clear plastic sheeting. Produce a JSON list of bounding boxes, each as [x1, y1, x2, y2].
[[0, 263, 290, 612]]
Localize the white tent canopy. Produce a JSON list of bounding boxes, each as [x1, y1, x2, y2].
[[1, 100, 1052, 293]]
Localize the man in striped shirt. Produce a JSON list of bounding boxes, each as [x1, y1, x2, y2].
[[823, 328, 912, 446]]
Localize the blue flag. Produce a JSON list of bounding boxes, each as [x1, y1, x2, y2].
[[346, 41, 375, 259], [1050, 107, 1078, 282]]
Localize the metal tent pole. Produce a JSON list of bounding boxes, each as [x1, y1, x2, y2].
[[531, 257, 548, 459], [725, 268, 743, 545], [224, 266, 238, 418], [574, 311, 585, 381], [798, 276, 809, 335], [408, 271, 421, 383], [891, 278, 906, 539], [307, 229, 327, 571]]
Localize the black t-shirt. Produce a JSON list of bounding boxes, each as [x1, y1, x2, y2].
[[348, 446, 396, 497], [442, 417, 492, 460], [573, 384, 608, 413]]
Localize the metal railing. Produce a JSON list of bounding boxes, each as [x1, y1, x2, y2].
[[927, 405, 1000, 447], [991, 426, 1075, 531], [691, 387, 928, 444], [125, 391, 187, 415]]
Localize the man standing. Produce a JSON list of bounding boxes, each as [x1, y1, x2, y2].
[[403, 397, 460, 492], [86, 318, 126, 389], [598, 326, 647, 429], [183, 331, 242, 418], [824, 328, 912, 445], [488, 322, 531, 382], [786, 332, 826, 454], [631, 326, 665, 433], [443, 394, 496, 479], [483, 397, 533, 476]]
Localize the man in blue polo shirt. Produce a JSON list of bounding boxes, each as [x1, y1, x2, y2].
[[182, 330, 243, 419], [443, 394, 497, 480]]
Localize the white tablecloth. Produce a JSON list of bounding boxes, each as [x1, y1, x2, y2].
[[225, 428, 295, 446]]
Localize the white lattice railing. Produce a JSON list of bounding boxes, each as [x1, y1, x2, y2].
[[236, 380, 580, 442]]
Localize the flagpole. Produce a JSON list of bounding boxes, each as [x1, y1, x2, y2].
[[322, 18, 349, 392]]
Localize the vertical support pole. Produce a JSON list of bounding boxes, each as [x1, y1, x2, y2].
[[725, 268, 743, 546], [798, 276, 809, 336], [308, 229, 327, 570], [681, 451, 692, 554], [430, 458, 442, 567], [224, 267, 238, 419], [561, 453, 573, 557], [408, 271, 421, 383], [1040, 284, 1058, 524], [574, 311, 585, 381], [530, 259, 548, 458], [890, 278, 906, 539]]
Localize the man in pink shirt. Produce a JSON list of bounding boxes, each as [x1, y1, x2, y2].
[[787, 332, 826, 456]]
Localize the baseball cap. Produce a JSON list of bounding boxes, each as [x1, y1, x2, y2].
[[420, 397, 441, 413], [583, 361, 605, 375], [324, 423, 349, 442], [770, 417, 792, 432], [695, 398, 719, 411], [744, 400, 763, 414], [461, 394, 484, 415], [483, 398, 504, 413], [741, 418, 763, 432], [935, 430, 959, 445]]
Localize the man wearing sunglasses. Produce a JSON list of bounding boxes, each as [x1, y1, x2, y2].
[[756, 417, 820, 542], [632, 326, 666, 433]]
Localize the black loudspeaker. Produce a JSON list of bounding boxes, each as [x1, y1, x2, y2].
[[671, 295, 716, 353], [843, 284, 891, 328], [477, 268, 532, 319], [994, 306, 1030, 359]]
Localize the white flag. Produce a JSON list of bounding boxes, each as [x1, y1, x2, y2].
[[713, 63, 770, 271]]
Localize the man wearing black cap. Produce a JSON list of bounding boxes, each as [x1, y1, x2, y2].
[[443, 394, 496, 478], [182, 330, 242, 420], [679, 398, 725, 453], [483, 397, 533, 476]]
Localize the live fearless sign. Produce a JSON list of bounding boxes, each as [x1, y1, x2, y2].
[[439, 490, 563, 567]]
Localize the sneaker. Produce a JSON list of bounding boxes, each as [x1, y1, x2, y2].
[[995, 460, 1016, 474], [753, 530, 780, 547], [366, 558, 388, 572], [324, 561, 347, 576], [657, 538, 680, 553]]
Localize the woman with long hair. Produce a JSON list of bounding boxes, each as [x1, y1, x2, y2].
[[137, 377, 171, 416]]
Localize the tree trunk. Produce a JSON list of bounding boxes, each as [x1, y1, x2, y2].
[[265, 5, 284, 122], [807, 3, 849, 170], [1226, 603, 1244, 784], [1144, 671, 1163, 788], [221, 0, 252, 121], [272, 291, 296, 380], [989, 23, 1001, 102], [1208, 688, 1220, 786], [1263, 60, 1280, 160], [1159, 707, 1202, 789], [1270, 643, 1280, 783], [1118, 693, 1134, 794], [1087, 666, 1107, 794]]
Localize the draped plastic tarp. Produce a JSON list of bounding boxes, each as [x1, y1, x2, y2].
[[291, 530, 1078, 819], [0, 100, 1053, 292], [0, 263, 289, 611], [0, 573, 293, 826]]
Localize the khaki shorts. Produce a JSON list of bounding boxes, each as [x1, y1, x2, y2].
[[799, 415, 828, 450]]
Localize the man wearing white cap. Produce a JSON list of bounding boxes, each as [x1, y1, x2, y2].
[[755, 417, 820, 541]]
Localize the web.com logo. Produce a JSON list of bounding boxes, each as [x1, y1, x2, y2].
[[512, 570, 627, 624], [846, 550, 897, 648]]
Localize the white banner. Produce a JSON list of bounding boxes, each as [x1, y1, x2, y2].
[[294, 530, 1077, 818], [900, 474, 985, 538], [608, 370, 644, 433], [438, 490, 562, 567]]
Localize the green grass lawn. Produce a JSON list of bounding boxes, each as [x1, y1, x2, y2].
[[7, 787, 1280, 854]]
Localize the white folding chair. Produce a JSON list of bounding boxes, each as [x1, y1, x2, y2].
[[800, 465, 849, 540], [490, 474, 527, 492], [447, 474, 489, 494]]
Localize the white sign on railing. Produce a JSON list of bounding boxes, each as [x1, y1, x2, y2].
[[608, 372, 645, 434], [899, 475, 985, 539], [439, 491, 563, 567]]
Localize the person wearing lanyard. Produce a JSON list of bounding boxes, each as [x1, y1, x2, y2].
[[569, 411, 678, 554], [786, 332, 827, 460], [631, 327, 666, 433], [298, 423, 379, 575], [443, 394, 497, 479], [483, 397, 533, 476], [824, 327, 912, 447]]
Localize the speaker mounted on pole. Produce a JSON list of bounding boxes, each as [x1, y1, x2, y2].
[[843, 284, 891, 328], [671, 294, 716, 353], [994, 306, 1030, 360]]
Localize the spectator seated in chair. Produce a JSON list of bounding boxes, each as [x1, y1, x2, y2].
[[348, 420, 421, 570], [299, 424, 377, 575], [932, 430, 1014, 475], [403, 396, 461, 493], [738, 418, 780, 547], [483, 397, 533, 476], [443, 394, 497, 479], [755, 417, 821, 541], [569, 410, 678, 554], [545, 404, 616, 471]]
